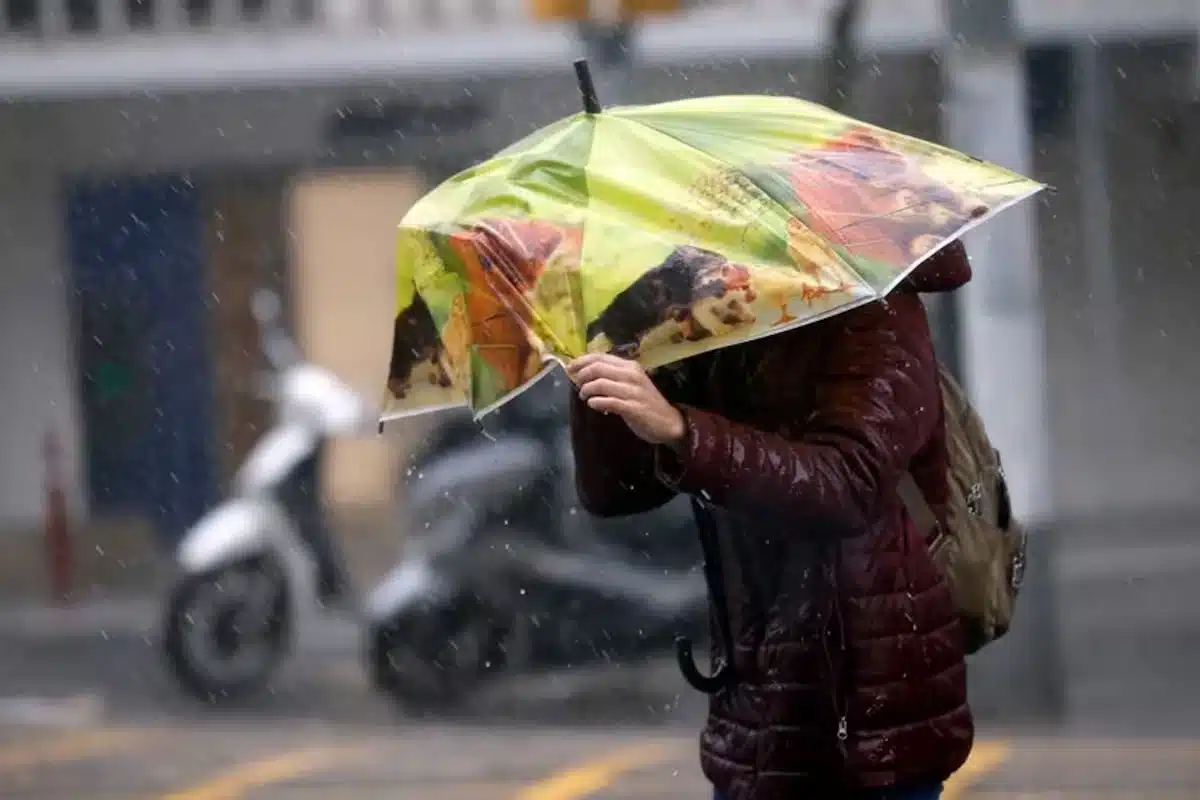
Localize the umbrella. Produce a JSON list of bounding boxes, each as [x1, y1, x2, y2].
[[381, 61, 1042, 424], [380, 61, 1044, 694]]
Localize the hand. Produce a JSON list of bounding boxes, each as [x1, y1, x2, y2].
[[566, 354, 687, 446]]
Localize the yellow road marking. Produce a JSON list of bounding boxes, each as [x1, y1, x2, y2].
[[520, 737, 1009, 800], [516, 741, 684, 800], [0, 728, 148, 772], [973, 794, 1200, 799], [162, 744, 376, 800], [944, 740, 1011, 799]]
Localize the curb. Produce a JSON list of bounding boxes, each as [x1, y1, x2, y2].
[[0, 599, 159, 639], [0, 599, 362, 651]]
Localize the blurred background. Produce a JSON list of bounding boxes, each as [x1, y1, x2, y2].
[[0, 0, 1198, 797]]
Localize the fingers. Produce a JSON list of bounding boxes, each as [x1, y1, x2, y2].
[[566, 353, 642, 379], [585, 395, 637, 416], [573, 361, 648, 410], [569, 354, 657, 428], [564, 353, 604, 376], [568, 357, 646, 389], [578, 377, 639, 402]]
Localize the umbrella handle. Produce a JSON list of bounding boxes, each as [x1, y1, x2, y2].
[[675, 635, 735, 694]]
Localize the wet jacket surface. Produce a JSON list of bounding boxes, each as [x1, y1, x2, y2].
[[570, 243, 976, 798]]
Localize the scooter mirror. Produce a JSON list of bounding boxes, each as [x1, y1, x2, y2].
[[251, 289, 302, 372], [250, 289, 283, 326]]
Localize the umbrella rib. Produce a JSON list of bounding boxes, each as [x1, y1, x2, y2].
[[832, 176, 1032, 233]]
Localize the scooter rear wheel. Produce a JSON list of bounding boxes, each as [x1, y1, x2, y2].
[[368, 595, 513, 712], [162, 555, 291, 703]]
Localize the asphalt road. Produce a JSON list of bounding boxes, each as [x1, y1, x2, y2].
[[0, 719, 708, 799], [0, 623, 712, 799], [3, 515, 1200, 800], [0, 713, 1197, 799], [0, 632, 1196, 798]]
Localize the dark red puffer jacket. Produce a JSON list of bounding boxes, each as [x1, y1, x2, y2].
[[570, 243, 975, 798]]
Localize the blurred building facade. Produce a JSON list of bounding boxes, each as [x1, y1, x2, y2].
[[0, 0, 1197, 579]]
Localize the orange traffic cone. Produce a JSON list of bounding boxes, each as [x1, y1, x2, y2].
[[43, 429, 73, 606]]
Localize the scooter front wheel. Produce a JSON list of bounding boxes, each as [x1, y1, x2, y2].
[[162, 554, 291, 703]]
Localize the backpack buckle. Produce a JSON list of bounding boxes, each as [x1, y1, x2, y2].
[[1010, 530, 1028, 591], [966, 482, 984, 517]]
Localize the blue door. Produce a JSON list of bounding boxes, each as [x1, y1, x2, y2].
[[67, 175, 216, 544]]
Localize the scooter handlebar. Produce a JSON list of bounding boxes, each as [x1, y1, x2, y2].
[[250, 288, 302, 372]]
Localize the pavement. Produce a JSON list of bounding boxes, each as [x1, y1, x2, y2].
[[4, 511, 1198, 730], [0, 709, 1197, 798], [0, 624, 1194, 798], [0, 514, 1197, 797]]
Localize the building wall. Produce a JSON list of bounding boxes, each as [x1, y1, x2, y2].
[[1034, 41, 1200, 520], [0, 47, 1197, 537], [285, 169, 430, 517], [206, 173, 290, 488], [0, 108, 84, 530]]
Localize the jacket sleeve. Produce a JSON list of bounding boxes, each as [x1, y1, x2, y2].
[[569, 363, 694, 518], [654, 293, 939, 535]]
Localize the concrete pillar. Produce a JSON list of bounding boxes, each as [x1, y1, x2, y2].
[[941, 0, 1065, 722], [97, 0, 129, 35], [39, 0, 68, 36], [212, 0, 242, 27]]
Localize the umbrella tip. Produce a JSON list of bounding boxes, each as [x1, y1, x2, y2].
[[573, 58, 602, 115]]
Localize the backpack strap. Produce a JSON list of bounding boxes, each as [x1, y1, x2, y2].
[[898, 472, 938, 537]]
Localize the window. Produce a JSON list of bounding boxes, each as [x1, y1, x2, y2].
[[293, 0, 315, 24], [66, 0, 99, 32], [127, 0, 154, 29], [241, 0, 266, 21], [4, 0, 39, 33], [185, 0, 211, 26]]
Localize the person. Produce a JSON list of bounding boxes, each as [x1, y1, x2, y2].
[[566, 241, 975, 799]]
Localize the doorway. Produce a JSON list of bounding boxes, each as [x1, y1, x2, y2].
[[66, 174, 217, 544]]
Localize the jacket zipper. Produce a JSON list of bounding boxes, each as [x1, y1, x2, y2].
[[822, 546, 850, 762]]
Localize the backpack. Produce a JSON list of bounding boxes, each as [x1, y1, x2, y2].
[[897, 362, 1028, 654]]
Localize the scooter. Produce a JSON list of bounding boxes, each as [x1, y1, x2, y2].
[[162, 289, 374, 702], [365, 372, 709, 710]]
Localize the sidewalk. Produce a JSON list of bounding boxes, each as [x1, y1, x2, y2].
[[0, 597, 158, 638], [606, 733, 1200, 799], [0, 517, 162, 603], [0, 596, 361, 652], [967, 735, 1200, 798], [5, 522, 1195, 628], [1, 512, 1198, 732]]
